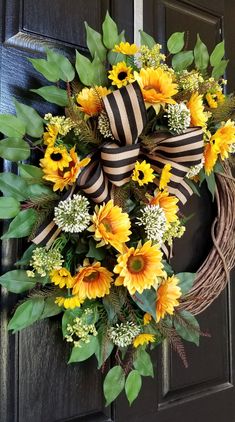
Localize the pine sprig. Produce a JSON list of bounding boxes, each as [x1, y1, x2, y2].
[[174, 310, 210, 338], [158, 322, 189, 368]]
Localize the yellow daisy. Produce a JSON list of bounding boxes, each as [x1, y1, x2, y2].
[[132, 160, 155, 186], [43, 124, 59, 146], [108, 62, 134, 88], [134, 67, 178, 112], [206, 91, 225, 109], [40, 146, 72, 172], [156, 275, 182, 322], [133, 333, 155, 348], [159, 164, 172, 190], [150, 189, 179, 223], [88, 199, 131, 253], [113, 42, 139, 55], [187, 92, 208, 127], [114, 240, 165, 295], [143, 313, 152, 325], [212, 119, 235, 160], [50, 268, 74, 289], [55, 295, 83, 309], [204, 140, 220, 175], [72, 260, 113, 299], [76, 86, 111, 116]]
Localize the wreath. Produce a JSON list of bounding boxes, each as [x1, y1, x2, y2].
[[0, 12, 235, 405]]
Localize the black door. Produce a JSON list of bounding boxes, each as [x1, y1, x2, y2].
[[1, 1, 235, 421]]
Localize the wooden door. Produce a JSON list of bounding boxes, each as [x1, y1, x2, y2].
[[0, 1, 235, 421]]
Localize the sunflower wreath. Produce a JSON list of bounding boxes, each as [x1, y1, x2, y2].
[[0, 12, 235, 405]]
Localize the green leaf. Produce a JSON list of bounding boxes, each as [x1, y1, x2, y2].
[[172, 50, 194, 71], [103, 365, 125, 406], [174, 310, 200, 346], [102, 11, 119, 49], [194, 34, 209, 70], [15, 244, 36, 266], [8, 298, 45, 332], [68, 335, 98, 363], [86, 238, 105, 260], [107, 31, 126, 65], [31, 86, 68, 107], [132, 288, 156, 320], [29, 57, 60, 82], [186, 178, 201, 197], [0, 269, 36, 293], [75, 51, 94, 86], [18, 163, 43, 181], [25, 183, 58, 199], [90, 53, 108, 86], [125, 370, 142, 405], [176, 272, 195, 295], [162, 259, 174, 276], [1, 209, 37, 239], [14, 99, 44, 138], [0, 172, 28, 201], [212, 59, 229, 80], [205, 171, 216, 199], [167, 32, 185, 54], [0, 138, 30, 161], [0, 115, 26, 137], [40, 297, 62, 319], [210, 41, 225, 67], [85, 22, 106, 62], [46, 49, 75, 82], [133, 348, 154, 377], [0, 197, 20, 219], [95, 329, 114, 369], [139, 30, 156, 48]]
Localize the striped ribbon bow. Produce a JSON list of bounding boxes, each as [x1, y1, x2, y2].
[[32, 81, 203, 248]]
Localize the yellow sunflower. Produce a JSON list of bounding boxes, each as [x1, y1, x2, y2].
[[159, 163, 172, 190], [206, 91, 225, 109], [114, 240, 165, 295], [42, 147, 90, 191], [132, 160, 155, 186], [55, 295, 84, 309], [150, 189, 179, 223], [88, 199, 131, 253], [108, 62, 134, 88], [113, 42, 139, 55], [43, 124, 59, 146], [133, 333, 155, 348], [50, 268, 74, 289], [143, 313, 152, 325], [187, 92, 208, 127], [72, 260, 113, 299], [134, 67, 178, 112], [204, 140, 220, 175], [76, 86, 111, 116], [156, 275, 182, 322], [40, 146, 72, 172], [212, 119, 235, 160]]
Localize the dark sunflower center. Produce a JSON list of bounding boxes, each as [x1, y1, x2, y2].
[[118, 71, 127, 80], [127, 255, 145, 273], [138, 170, 145, 180], [83, 271, 99, 283], [50, 152, 63, 161]]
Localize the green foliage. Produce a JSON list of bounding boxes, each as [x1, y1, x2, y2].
[[0, 138, 30, 161], [68, 335, 99, 363], [8, 298, 45, 333], [46, 49, 75, 82], [29, 57, 60, 82], [75, 51, 108, 86], [162, 259, 174, 275], [210, 41, 225, 67], [85, 22, 107, 62], [1, 209, 37, 239], [132, 288, 156, 320], [139, 30, 156, 48], [133, 348, 154, 377], [167, 32, 185, 54], [91, 53, 109, 86], [0, 114, 26, 137], [18, 164, 43, 181], [186, 178, 201, 197], [14, 99, 44, 137], [174, 310, 200, 346], [194, 34, 209, 71], [102, 11, 119, 49], [125, 370, 142, 405], [205, 171, 216, 200], [0, 173, 28, 201], [62, 308, 83, 337], [212, 59, 229, 80], [0, 269, 36, 293], [15, 244, 36, 266], [26, 183, 58, 199], [172, 51, 194, 71], [40, 297, 62, 319], [0, 197, 20, 219], [95, 328, 114, 369], [176, 272, 196, 295], [31, 86, 68, 107], [107, 31, 126, 65], [86, 238, 105, 260], [103, 365, 125, 406]]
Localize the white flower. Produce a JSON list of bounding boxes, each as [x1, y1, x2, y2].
[[229, 143, 235, 154], [54, 194, 90, 233], [167, 102, 191, 134], [186, 157, 205, 179], [29, 247, 63, 277], [136, 205, 167, 244], [107, 322, 141, 348]]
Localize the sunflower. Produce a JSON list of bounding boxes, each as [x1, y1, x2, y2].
[[187, 92, 208, 127], [212, 119, 235, 160], [156, 275, 182, 322], [132, 160, 155, 186], [113, 42, 139, 55], [204, 140, 220, 175], [42, 147, 90, 191], [43, 124, 59, 146], [40, 146, 72, 172], [108, 62, 134, 88], [76, 86, 111, 116], [114, 240, 165, 295], [134, 67, 178, 112], [72, 260, 113, 299], [150, 189, 179, 223], [143, 313, 152, 325], [88, 199, 131, 252], [55, 295, 83, 309], [206, 91, 225, 109], [50, 268, 74, 289], [159, 163, 172, 190], [133, 333, 155, 348]]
